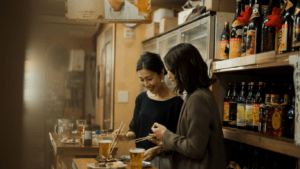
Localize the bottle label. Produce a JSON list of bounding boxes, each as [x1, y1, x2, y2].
[[84, 130, 92, 139], [250, 4, 260, 20], [280, 24, 288, 52], [292, 22, 300, 48], [265, 94, 271, 104], [253, 103, 260, 126], [237, 103, 246, 126], [220, 40, 229, 59], [246, 30, 257, 55], [245, 104, 254, 126], [232, 20, 243, 27], [285, 1, 294, 10], [223, 101, 230, 121], [272, 111, 281, 130], [230, 38, 242, 58]]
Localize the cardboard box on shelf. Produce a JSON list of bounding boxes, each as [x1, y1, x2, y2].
[[178, 8, 194, 25], [197, 0, 236, 13], [159, 17, 178, 34], [145, 22, 160, 40]]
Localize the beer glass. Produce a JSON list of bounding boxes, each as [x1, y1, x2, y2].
[[99, 140, 112, 159], [76, 119, 86, 138], [129, 148, 145, 168]]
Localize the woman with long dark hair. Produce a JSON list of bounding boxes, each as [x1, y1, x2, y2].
[[150, 43, 226, 169]]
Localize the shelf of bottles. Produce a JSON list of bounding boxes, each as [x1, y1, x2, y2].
[[227, 141, 298, 169]]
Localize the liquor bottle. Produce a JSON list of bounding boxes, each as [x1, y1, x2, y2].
[[229, 83, 238, 128], [280, 0, 297, 53], [241, 3, 248, 57], [246, 0, 262, 55], [292, 0, 300, 51], [265, 93, 277, 136], [252, 149, 259, 169], [281, 93, 291, 137], [223, 83, 232, 126], [220, 22, 231, 60], [264, 83, 271, 104], [286, 96, 295, 138], [230, 0, 243, 59], [237, 82, 247, 129], [84, 114, 92, 146], [246, 82, 255, 130], [261, 0, 281, 52], [279, 83, 289, 103], [253, 82, 264, 132]]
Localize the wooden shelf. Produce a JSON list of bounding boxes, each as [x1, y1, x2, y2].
[[212, 51, 300, 73], [223, 127, 300, 158]]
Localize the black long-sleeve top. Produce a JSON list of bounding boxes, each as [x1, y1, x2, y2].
[[129, 91, 183, 150]]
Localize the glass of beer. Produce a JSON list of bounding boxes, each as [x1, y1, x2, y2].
[[99, 140, 112, 159], [129, 148, 145, 168], [76, 119, 86, 138]]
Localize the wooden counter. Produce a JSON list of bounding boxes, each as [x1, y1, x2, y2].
[[72, 158, 156, 169], [49, 132, 117, 169]]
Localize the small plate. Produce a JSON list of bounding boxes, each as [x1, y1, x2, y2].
[[94, 156, 126, 163], [120, 155, 130, 159], [87, 163, 127, 169], [60, 139, 79, 144], [142, 161, 151, 167]]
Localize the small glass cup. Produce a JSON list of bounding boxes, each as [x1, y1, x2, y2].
[[76, 119, 86, 138], [129, 148, 145, 169]]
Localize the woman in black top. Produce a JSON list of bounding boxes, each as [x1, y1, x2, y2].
[[112, 52, 183, 165]]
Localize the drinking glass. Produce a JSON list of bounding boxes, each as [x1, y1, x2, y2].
[[99, 140, 112, 160], [76, 119, 86, 138], [129, 148, 145, 169]]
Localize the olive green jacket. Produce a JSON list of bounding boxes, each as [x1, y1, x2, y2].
[[163, 88, 226, 169]]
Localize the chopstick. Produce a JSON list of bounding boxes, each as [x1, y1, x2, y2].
[[109, 122, 126, 155], [108, 121, 123, 155], [134, 136, 153, 143]]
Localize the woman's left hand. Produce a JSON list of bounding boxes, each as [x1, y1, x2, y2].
[[143, 146, 163, 161], [151, 123, 167, 141]]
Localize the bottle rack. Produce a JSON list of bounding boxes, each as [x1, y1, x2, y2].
[[210, 51, 300, 167]]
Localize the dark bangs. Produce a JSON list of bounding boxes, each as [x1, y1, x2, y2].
[[164, 43, 216, 94]]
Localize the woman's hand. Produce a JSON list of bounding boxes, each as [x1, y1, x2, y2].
[[151, 123, 167, 141], [148, 134, 163, 146], [143, 146, 163, 161], [112, 129, 130, 142]]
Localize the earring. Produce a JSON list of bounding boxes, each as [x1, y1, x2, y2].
[[161, 79, 164, 83]]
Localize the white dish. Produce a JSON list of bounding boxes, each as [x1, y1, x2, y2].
[[142, 161, 151, 167], [87, 163, 127, 169], [120, 155, 130, 159], [60, 139, 79, 144]]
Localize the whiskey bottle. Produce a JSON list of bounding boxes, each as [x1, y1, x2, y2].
[[246, 82, 256, 130], [253, 82, 264, 132], [223, 83, 232, 126], [230, 0, 243, 59], [237, 82, 247, 129], [84, 114, 92, 146], [246, 0, 263, 55], [220, 22, 231, 60], [229, 83, 238, 128]]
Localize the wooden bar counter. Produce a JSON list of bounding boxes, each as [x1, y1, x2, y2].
[[49, 132, 117, 169], [72, 158, 156, 169]]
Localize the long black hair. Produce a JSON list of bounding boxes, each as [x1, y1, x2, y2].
[[136, 52, 167, 76], [164, 43, 216, 94]]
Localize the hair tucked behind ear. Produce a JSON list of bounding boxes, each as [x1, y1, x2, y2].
[[136, 52, 167, 76], [164, 43, 216, 94]]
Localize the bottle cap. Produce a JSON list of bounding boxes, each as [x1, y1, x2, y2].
[[225, 22, 229, 25]]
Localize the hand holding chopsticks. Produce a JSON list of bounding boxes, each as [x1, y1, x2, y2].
[[109, 122, 126, 155]]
